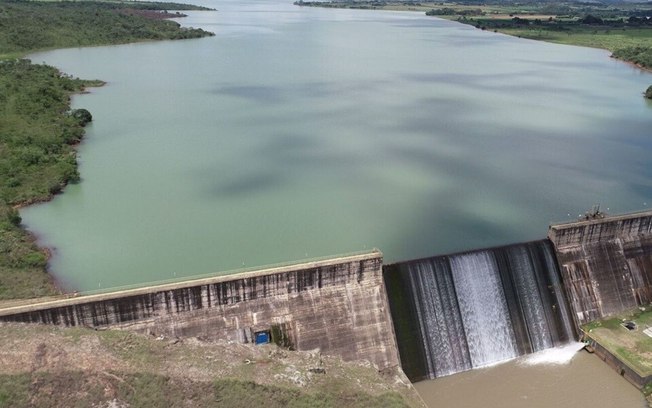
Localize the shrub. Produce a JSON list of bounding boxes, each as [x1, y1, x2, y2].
[[0, 206, 22, 227], [71, 108, 92, 126], [646, 85, 652, 99], [7, 208, 21, 226], [613, 46, 652, 69], [48, 182, 63, 195], [21, 251, 47, 268], [581, 15, 604, 25]]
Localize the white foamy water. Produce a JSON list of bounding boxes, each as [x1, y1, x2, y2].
[[450, 253, 518, 367], [520, 342, 586, 365]]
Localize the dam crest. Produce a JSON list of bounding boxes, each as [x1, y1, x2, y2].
[[3, 210, 652, 383]]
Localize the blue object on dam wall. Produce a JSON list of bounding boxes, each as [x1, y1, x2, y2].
[[255, 331, 270, 345]]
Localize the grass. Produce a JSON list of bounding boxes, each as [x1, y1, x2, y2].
[[0, 374, 29, 408], [644, 381, 652, 397], [475, 24, 652, 59], [0, 324, 421, 408], [98, 330, 167, 368], [0, 371, 214, 408], [583, 308, 652, 377], [213, 379, 409, 408], [0, 373, 410, 408], [0, 1, 214, 300]]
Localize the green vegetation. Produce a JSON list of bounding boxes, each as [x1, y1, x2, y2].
[[0, 60, 101, 300], [582, 307, 652, 376], [644, 381, 652, 397], [296, 0, 652, 69], [461, 13, 652, 69], [613, 47, 652, 70], [0, 324, 421, 407], [0, 373, 410, 408], [0, 1, 214, 300], [646, 85, 652, 99], [213, 379, 408, 408], [582, 307, 652, 405], [0, 0, 214, 59]]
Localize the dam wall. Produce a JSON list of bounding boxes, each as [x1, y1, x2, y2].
[[382, 239, 576, 382], [0, 251, 399, 371], [549, 211, 652, 325], [6, 211, 652, 383]]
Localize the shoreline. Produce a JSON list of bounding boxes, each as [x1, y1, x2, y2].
[[11, 3, 650, 300], [12, 79, 107, 297], [295, 2, 652, 75], [0, 1, 215, 300], [486, 26, 652, 74], [612, 55, 652, 74]]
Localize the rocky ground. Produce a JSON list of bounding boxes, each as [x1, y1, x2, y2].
[[0, 323, 424, 407]]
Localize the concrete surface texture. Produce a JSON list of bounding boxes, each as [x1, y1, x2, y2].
[[0, 251, 399, 371], [549, 211, 652, 325]]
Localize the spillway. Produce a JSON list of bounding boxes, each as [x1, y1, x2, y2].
[[384, 239, 576, 381]]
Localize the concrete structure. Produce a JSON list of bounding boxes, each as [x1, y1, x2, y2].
[[7, 210, 652, 384], [548, 211, 652, 325], [0, 251, 399, 371], [583, 333, 652, 390], [383, 239, 576, 382]]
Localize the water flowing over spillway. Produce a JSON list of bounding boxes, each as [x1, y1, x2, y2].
[[384, 239, 576, 381]]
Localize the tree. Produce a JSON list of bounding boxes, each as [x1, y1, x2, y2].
[[645, 85, 652, 100], [71, 108, 92, 126], [581, 15, 604, 25]]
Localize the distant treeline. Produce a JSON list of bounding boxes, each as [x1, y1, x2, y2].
[[425, 8, 483, 16], [294, 0, 652, 76], [294, 0, 386, 9], [468, 14, 652, 28], [461, 14, 652, 69]]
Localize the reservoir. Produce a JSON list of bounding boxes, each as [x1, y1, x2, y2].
[[18, 0, 652, 406], [22, 0, 652, 291]]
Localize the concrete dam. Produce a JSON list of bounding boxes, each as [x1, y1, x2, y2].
[[2, 210, 652, 385], [549, 211, 652, 325], [0, 251, 399, 371], [383, 240, 576, 381]]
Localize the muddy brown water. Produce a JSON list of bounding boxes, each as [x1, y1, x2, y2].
[[415, 350, 646, 407]]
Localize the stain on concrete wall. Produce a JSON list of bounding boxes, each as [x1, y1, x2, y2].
[[549, 212, 652, 325], [0, 251, 399, 370]]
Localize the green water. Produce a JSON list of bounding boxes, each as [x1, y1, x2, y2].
[[22, 0, 652, 291]]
